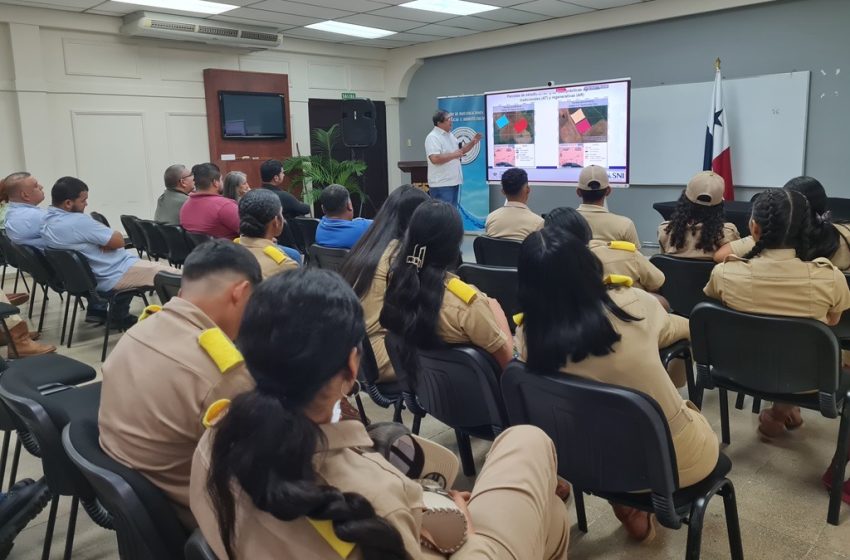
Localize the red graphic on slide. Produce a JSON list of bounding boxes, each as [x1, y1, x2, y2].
[[514, 118, 528, 133]]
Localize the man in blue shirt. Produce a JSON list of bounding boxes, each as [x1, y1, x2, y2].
[[42, 177, 179, 325], [314, 184, 372, 249]]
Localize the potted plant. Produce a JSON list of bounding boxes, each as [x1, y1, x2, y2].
[[282, 124, 368, 212]]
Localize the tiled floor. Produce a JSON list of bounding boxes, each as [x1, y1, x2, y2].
[[3, 264, 850, 560]]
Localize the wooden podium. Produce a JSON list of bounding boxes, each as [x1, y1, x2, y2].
[[398, 160, 428, 188]]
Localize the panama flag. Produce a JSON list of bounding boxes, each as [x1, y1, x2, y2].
[[704, 64, 734, 200]]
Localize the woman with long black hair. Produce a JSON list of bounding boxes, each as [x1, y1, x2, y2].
[[189, 268, 570, 559], [236, 189, 299, 279]]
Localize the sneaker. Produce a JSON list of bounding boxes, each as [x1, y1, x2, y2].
[[0, 478, 51, 557]]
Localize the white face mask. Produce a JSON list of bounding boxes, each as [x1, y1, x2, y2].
[[331, 400, 342, 424]]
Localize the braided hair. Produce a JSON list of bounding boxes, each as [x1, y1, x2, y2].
[[783, 176, 840, 260], [238, 189, 282, 239], [207, 269, 406, 560], [663, 193, 728, 252], [743, 188, 811, 260]]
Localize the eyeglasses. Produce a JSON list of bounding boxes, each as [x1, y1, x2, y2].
[[181, 174, 193, 180]]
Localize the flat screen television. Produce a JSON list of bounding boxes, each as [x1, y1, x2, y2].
[[219, 91, 287, 139]]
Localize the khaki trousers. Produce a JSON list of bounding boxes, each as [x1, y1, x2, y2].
[[113, 261, 181, 291], [451, 425, 570, 560]]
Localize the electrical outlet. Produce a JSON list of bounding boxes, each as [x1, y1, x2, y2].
[[406, 138, 412, 147]]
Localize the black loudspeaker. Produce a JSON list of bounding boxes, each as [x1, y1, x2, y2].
[[341, 98, 377, 148]]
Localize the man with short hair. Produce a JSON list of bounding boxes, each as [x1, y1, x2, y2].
[[485, 167, 544, 240], [259, 159, 310, 220], [154, 164, 194, 225], [179, 163, 239, 239], [314, 184, 372, 249], [576, 164, 640, 246], [99, 240, 259, 528], [425, 109, 481, 207]]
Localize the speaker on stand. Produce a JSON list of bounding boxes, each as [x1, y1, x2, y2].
[[341, 98, 377, 216]]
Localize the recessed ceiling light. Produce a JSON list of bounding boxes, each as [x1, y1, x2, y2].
[[305, 21, 396, 39], [111, 0, 237, 15], [400, 0, 498, 16]]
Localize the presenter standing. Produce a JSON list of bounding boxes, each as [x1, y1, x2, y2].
[[425, 110, 481, 207]]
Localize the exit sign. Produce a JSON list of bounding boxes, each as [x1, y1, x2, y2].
[[341, 92, 357, 99]]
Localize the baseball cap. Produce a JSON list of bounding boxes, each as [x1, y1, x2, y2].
[[577, 165, 610, 190], [685, 171, 725, 206], [369, 422, 459, 489]]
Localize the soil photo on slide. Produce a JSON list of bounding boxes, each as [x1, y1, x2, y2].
[[493, 110, 535, 144], [559, 104, 608, 143]]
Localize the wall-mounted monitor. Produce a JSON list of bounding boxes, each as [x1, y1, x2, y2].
[[485, 78, 630, 185], [218, 91, 287, 139]]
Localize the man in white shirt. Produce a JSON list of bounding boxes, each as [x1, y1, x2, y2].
[[424, 110, 480, 207]]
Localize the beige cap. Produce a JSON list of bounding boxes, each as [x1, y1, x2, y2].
[[685, 171, 725, 206], [577, 165, 610, 190], [385, 432, 459, 489]]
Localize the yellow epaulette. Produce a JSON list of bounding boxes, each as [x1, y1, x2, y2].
[[512, 312, 524, 326], [446, 277, 477, 305], [608, 241, 636, 252], [307, 519, 356, 558], [263, 245, 288, 265], [138, 304, 161, 322], [233, 237, 241, 244], [198, 328, 244, 375], [202, 399, 230, 428], [604, 274, 634, 287]]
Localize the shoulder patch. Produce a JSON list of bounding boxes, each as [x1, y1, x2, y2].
[[202, 399, 231, 428], [198, 328, 244, 374], [307, 519, 355, 559], [604, 274, 634, 287], [512, 312, 524, 326], [446, 277, 477, 304], [262, 245, 288, 265], [608, 241, 636, 252], [138, 304, 162, 322], [232, 237, 241, 244]]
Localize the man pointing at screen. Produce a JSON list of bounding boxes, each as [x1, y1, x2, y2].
[[425, 110, 481, 207]]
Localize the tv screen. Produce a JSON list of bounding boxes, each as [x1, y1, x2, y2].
[[219, 91, 287, 139]]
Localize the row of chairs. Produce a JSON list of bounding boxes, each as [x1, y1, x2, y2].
[[120, 216, 213, 268]]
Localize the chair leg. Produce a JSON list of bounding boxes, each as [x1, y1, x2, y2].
[[101, 299, 113, 362], [412, 414, 422, 436], [19, 273, 29, 294], [27, 283, 35, 319], [751, 398, 761, 414], [719, 388, 731, 445], [1, 263, 5, 289], [13, 269, 19, 293], [720, 481, 744, 560], [392, 400, 404, 424], [60, 294, 71, 345], [63, 496, 79, 560], [574, 490, 588, 533], [685, 495, 710, 560], [0, 431, 9, 490], [1, 320, 17, 359], [735, 393, 745, 410], [685, 355, 696, 403], [141, 292, 149, 306], [37, 285, 48, 333], [8, 438, 21, 490], [41, 494, 59, 560], [455, 430, 476, 477], [827, 406, 850, 525], [67, 297, 80, 348]]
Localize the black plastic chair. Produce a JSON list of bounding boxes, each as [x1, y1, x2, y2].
[[62, 419, 189, 560], [0, 231, 29, 294], [156, 224, 192, 267], [0, 395, 27, 492], [649, 254, 715, 317], [184, 231, 214, 250], [690, 301, 850, 525], [385, 332, 507, 476], [355, 338, 405, 425], [120, 216, 147, 259], [457, 263, 519, 333], [501, 361, 743, 560], [13, 243, 64, 333], [137, 220, 170, 262], [309, 244, 350, 273], [90, 212, 110, 227], [293, 217, 320, 255], [472, 236, 522, 267], [154, 272, 182, 305], [0, 355, 107, 560], [43, 249, 150, 361], [185, 529, 218, 560]]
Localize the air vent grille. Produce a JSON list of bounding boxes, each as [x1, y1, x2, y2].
[[150, 20, 196, 32], [198, 25, 239, 37], [240, 31, 279, 42]]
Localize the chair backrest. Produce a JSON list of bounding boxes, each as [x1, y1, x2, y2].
[[293, 217, 320, 253], [185, 529, 219, 560], [309, 244, 350, 272], [501, 361, 680, 514], [649, 254, 715, 317], [358, 335, 381, 386], [828, 197, 850, 222], [137, 220, 170, 261], [472, 236, 522, 267], [62, 419, 188, 560], [0, 231, 21, 268], [90, 212, 110, 227], [690, 301, 841, 414], [184, 231, 214, 250], [457, 264, 519, 332], [120, 215, 147, 255], [156, 224, 192, 266], [14, 243, 63, 292], [154, 272, 182, 305], [43, 249, 98, 296]]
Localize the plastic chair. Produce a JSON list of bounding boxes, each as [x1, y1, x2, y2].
[[154, 272, 182, 305], [185, 529, 218, 560], [309, 244, 350, 273], [649, 254, 715, 317], [472, 236, 521, 267], [184, 231, 214, 250], [293, 217, 320, 255], [90, 212, 110, 227], [501, 361, 744, 560], [62, 419, 189, 560], [355, 338, 405, 425], [13, 243, 64, 333], [0, 231, 29, 294], [43, 249, 150, 361], [156, 224, 192, 267], [690, 301, 850, 525], [120, 216, 147, 259], [137, 220, 170, 262], [457, 263, 519, 333]]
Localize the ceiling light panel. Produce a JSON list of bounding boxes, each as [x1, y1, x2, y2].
[[400, 0, 499, 17], [305, 20, 396, 39], [110, 0, 237, 15]]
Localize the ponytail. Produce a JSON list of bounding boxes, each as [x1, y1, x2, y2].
[[744, 188, 810, 259]]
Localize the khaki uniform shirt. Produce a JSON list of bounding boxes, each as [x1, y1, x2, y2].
[[237, 236, 298, 280], [589, 239, 665, 292], [361, 240, 399, 382], [728, 224, 850, 270], [438, 273, 509, 353], [657, 221, 740, 260], [704, 248, 850, 323], [484, 201, 544, 241], [577, 203, 640, 247], [99, 298, 254, 526]]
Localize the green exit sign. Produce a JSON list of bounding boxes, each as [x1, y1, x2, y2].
[[341, 92, 357, 100]]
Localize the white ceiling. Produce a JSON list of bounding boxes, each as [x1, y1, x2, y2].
[[0, 0, 652, 48]]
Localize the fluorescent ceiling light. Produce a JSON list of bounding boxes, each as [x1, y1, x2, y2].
[[305, 21, 396, 39], [111, 0, 237, 15], [400, 0, 498, 16]]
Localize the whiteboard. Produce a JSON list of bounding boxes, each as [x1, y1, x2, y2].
[[630, 71, 810, 187]]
